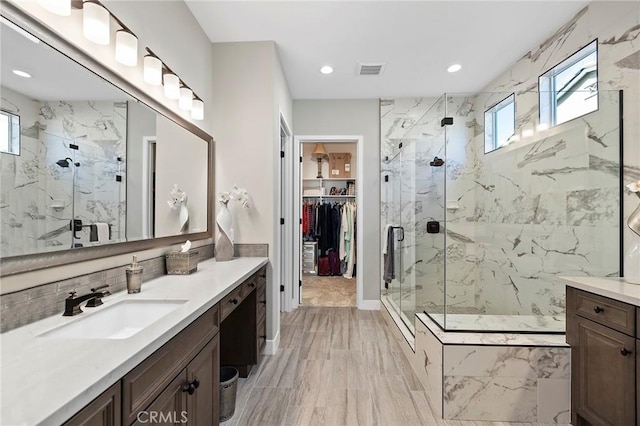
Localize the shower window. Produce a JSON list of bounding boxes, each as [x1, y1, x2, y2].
[[484, 93, 515, 153], [0, 109, 20, 155], [539, 40, 598, 127]]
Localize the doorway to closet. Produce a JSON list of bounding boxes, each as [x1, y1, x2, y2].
[[294, 136, 361, 308]]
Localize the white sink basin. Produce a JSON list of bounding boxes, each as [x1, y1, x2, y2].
[[39, 299, 188, 339]]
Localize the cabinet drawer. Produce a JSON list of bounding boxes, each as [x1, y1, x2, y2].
[[254, 266, 267, 288], [256, 286, 267, 323], [122, 305, 218, 425], [243, 276, 258, 295], [256, 315, 266, 356], [64, 382, 121, 426], [220, 286, 243, 321], [571, 288, 635, 336], [303, 252, 315, 260]]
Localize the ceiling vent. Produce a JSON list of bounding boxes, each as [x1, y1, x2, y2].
[[357, 63, 386, 76]]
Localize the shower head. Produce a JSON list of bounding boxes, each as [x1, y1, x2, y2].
[[56, 158, 70, 168], [430, 156, 444, 167], [56, 158, 79, 168]]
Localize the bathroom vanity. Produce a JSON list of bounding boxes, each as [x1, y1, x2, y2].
[[564, 277, 640, 426], [0, 257, 268, 426]]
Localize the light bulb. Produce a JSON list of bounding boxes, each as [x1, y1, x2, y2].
[[191, 99, 204, 120], [163, 73, 180, 99], [83, 1, 110, 45], [179, 87, 193, 111], [143, 55, 162, 86], [115, 30, 138, 66]]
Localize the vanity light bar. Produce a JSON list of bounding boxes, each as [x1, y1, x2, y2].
[[145, 48, 204, 120], [35, 0, 204, 121]]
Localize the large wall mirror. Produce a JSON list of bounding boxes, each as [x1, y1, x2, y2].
[[0, 5, 213, 276]]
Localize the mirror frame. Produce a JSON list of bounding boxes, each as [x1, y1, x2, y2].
[[0, 2, 214, 277]]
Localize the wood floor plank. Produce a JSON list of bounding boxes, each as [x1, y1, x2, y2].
[[231, 307, 565, 426], [254, 348, 300, 388], [236, 387, 292, 425], [300, 331, 331, 360]]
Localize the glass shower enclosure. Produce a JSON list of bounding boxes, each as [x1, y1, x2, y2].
[[382, 90, 622, 334]]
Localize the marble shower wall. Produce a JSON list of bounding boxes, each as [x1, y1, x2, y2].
[[380, 2, 637, 327], [1, 86, 126, 257]]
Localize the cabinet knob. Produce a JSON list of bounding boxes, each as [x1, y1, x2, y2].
[[248, 283, 255, 288], [260, 274, 266, 278], [230, 298, 238, 305], [593, 306, 604, 314], [621, 347, 632, 356], [260, 335, 267, 339], [193, 378, 200, 389], [182, 382, 196, 395]]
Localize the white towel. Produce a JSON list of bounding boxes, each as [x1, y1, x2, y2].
[[95, 223, 109, 242]]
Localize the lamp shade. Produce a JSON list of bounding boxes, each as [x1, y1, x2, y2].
[[179, 87, 193, 111], [191, 99, 204, 120], [83, 1, 110, 45], [311, 143, 328, 159], [143, 55, 162, 85], [115, 30, 138, 66], [37, 0, 71, 16], [163, 73, 180, 99]]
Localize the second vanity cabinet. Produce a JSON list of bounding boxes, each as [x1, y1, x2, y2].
[[62, 264, 268, 426], [567, 286, 637, 426]]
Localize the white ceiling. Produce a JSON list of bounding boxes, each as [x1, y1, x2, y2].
[[1, 19, 125, 101], [185, 0, 589, 100]]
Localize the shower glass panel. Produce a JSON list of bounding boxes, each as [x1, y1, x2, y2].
[[439, 90, 621, 333]]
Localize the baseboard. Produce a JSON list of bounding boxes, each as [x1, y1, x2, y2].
[[357, 299, 380, 310], [264, 329, 280, 355]]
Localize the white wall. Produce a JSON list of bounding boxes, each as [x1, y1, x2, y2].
[[293, 100, 380, 300], [2, 1, 215, 292], [212, 41, 293, 348]]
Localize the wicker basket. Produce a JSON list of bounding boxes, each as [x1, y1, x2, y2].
[[166, 250, 199, 275]]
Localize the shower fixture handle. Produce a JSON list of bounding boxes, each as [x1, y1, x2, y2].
[[593, 305, 604, 314]]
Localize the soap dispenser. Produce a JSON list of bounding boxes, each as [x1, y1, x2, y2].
[[126, 255, 144, 293]]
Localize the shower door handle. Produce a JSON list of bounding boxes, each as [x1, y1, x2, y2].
[[392, 226, 404, 241]]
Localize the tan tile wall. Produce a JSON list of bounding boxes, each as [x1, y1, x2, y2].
[[0, 244, 214, 332]]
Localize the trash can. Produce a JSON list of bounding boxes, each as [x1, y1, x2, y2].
[[219, 367, 239, 422]]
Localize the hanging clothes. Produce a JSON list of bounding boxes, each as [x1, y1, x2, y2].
[[343, 203, 356, 279]]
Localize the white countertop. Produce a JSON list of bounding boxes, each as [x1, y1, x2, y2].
[[0, 257, 268, 426], [559, 276, 640, 307]]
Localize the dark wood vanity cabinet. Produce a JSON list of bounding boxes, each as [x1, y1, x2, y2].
[[567, 287, 637, 426], [63, 265, 267, 426], [220, 266, 267, 377], [64, 382, 121, 426]]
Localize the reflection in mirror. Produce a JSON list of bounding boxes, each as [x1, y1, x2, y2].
[[0, 16, 209, 259]]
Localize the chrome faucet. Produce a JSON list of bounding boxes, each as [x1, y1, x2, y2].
[[62, 285, 110, 316]]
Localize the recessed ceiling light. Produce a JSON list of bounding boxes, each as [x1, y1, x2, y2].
[[13, 69, 31, 78], [447, 64, 462, 73], [320, 66, 334, 75]]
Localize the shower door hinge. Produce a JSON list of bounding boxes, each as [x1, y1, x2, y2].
[[440, 117, 453, 127], [70, 144, 79, 150], [384, 175, 389, 182], [300, 156, 303, 163], [384, 282, 388, 289], [115, 175, 122, 182], [299, 280, 302, 287], [398, 142, 403, 149], [280, 218, 285, 225], [280, 151, 285, 158], [280, 284, 285, 292]]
